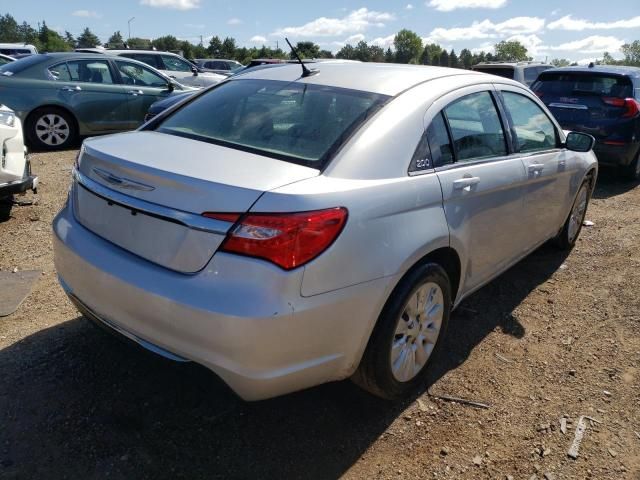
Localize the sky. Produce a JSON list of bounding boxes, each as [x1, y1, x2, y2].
[[5, 0, 640, 63]]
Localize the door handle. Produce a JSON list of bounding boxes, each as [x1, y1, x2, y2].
[[127, 90, 144, 96], [528, 163, 545, 174], [453, 176, 480, 190], [60, 85, 81, 92]]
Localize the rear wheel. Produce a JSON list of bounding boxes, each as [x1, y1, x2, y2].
[[352, 263, 451, 400], [26, 108, 77, 150], [554, 179, 591, 250]]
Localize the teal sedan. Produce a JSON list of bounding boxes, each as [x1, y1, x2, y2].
[[0, 53, 194, 150]]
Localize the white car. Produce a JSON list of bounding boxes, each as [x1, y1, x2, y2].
[[106, 50, 226, 88], [0, 105, 38, 197]]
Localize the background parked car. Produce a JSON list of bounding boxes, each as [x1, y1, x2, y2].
[[194, 58, 244, 76], [0, 53, 15, 66], [472, 61, 554, 86], [54, 62, 597, 401], [0, 43, 38, 56], [0, 104, 37, 197], [532, 64, 640, 180], [0, 53, 193, 150], [105, 50, 226, 88]]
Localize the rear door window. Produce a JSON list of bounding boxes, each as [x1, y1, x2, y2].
[[443, 91, 507, 161], [501, 92, 557, 153], [120, 53, 162, 70], [50, 60, 115, 84], [523, 67, 540, 85]]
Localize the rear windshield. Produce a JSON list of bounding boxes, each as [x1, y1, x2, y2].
[[155, 79, 390, 168], [532, 72, 633, 98], [473, 67, 515, 79], [0, 54, 47, 75]]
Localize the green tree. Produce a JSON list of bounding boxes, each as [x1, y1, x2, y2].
[[384, 47, 394, 63], [550, 58, 571, 67], [292, 41, 320, 59], [18, 21, 39, 47], [354, 40, 371, 62], [439, 49, 449, 67], [318, 49, 334, 59], [459, 48, 473, 69], [369, 45, 385, 62], [64, 31, 76, 49], [393, 29, 422, 64], [449, 49, 458, 68], [337, 44, 355, 60], [220, 36, 237, 59], [420, 48, 430, 65], [107, 31, 124, 47], [621, 40, 640, 65], [0, 14, 19, 42], [152, 35, 180, 52], [76, 27, 101, 48], [494, 40, 530, 61], [38, 22, 70, 52], [126, 37, 151, 49], [207, 35, 223, 57]]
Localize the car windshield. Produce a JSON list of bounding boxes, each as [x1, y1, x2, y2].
[[0, 54, 46, 75], [155, 79, 390, 168], [532, 72, 633, 98], [473, 67, 515, 79]]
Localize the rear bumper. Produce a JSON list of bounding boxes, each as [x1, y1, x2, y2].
[[593, 141, 639, 167], [53, 201, 393, 400], [0, 174, 38, 197]]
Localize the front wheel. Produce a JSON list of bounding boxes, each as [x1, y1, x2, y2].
[[553, 179, 591, 250], [26, 108, 77, 150], [352, 263, 451, 400]]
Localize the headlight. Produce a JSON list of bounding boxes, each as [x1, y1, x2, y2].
[[0, 111, 16, 127]]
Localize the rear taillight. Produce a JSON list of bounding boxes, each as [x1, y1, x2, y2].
[[533, 91, 543, 98], [602, 97, 640, 118], [203, 208, 348, 270]]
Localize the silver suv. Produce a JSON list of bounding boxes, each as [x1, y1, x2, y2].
[[472, 61, 554, 86]]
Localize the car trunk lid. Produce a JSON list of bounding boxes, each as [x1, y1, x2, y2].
[[74, 131, 319, 273]]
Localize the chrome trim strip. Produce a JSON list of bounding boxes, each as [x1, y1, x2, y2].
[[549, 103, 588, 110], [73, 168, 232, 235]]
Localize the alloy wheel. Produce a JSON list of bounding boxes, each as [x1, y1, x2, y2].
[[568, 184, 588, 243], [390, 282, 444, 382], [35, 113, 70, 147]]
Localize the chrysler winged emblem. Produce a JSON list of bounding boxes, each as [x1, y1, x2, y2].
[[93, 168, 155, 192]]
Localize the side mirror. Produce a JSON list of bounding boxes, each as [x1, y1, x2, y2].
[[191, 65, 198, 76], [565, 131, 595, 152]]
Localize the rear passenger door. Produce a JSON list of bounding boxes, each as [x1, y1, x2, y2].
[[431, 87, 528, 294], [497, 86, 572, 243]]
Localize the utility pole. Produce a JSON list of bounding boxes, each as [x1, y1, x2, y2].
[[128, 17, 135, 40]]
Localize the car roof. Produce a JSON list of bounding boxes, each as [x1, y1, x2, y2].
[[235, 62, 491, 96], [108, 49, 177, 56], [473, 62, 552, 67], [540, 64, 640, 77]]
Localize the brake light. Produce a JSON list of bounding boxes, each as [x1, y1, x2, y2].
[[533, 91, 543, 98], [602, 97, 640, 118], [203, 208, 348, 270]]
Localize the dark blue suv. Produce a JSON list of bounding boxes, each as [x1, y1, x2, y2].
[[532, 65, 640, 180]]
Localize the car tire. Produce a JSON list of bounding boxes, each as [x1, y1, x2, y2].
[[26, 107, 77, 151], [553, 178, 592, 250], [352, 263, 451, 400], [621, 150, 640, 181]]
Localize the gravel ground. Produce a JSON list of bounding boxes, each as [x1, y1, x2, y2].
[[0, 149, 639, 480]]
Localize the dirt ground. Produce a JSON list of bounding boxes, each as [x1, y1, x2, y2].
[[0, 149, 638, 480]]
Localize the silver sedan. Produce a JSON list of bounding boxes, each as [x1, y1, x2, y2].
[[53, 62, 597, 400]]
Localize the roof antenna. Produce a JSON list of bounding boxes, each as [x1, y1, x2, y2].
[[285, 38, 318, 78]]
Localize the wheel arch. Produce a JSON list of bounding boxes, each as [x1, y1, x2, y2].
[[25, 104, 81, 139]]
